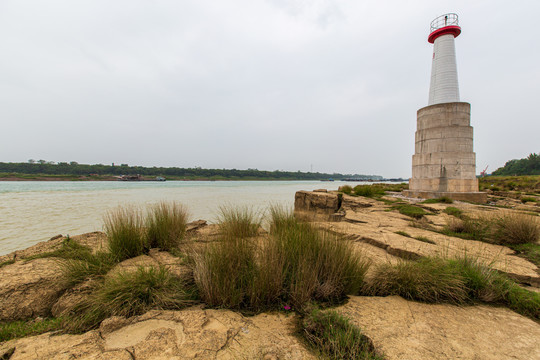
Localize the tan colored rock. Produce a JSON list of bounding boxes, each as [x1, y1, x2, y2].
[[339, 296, 540, 360], [294, 190, 339, 221], [0, 258, 66, 321], [186, 219, 208, 233], [0, 308, 314, 360], [299, 191, 540, 286], [51, 279, 97, 317], [148, 249, 192, 279], [106, 255, 160, 278]]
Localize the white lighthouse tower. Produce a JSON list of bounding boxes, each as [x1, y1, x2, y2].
[[404, 13, 487, 203]]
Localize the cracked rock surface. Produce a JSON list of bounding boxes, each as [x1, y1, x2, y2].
[[0, 307, 314, 360]]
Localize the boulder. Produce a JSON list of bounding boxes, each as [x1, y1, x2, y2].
[[0, 258, 65, 321], [294, 190, 339, 220]]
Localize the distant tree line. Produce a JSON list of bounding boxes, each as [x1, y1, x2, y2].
[[491, 153, 540, 176], [0, 161, 384, 181]]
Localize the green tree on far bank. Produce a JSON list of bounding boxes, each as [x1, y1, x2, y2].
[[492, 153, 540, 176]]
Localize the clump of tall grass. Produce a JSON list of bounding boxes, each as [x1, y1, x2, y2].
[[301, 309, 383, 360], [65, 266, 194, 333], [491, 212, 539, 245], [104, 206, 146, 261], [269, 209, 368, 308], [443, 216, 489, 240], [364, 257, 468, 303], [146, 202, 189, 251], [194, 207, 369, 311], [217, 206, 261, 238], [364, 255, 540, 320]]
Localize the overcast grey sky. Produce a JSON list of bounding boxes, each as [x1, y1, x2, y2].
[[1, 0, 538, 177]]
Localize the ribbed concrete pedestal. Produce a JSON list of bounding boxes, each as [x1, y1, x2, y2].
[[404, 102, 487, 203]]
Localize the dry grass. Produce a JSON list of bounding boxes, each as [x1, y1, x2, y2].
[[491, 212, 539, 245]]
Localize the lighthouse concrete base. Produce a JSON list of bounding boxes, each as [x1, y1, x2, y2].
[[406, 102, 486, 203]]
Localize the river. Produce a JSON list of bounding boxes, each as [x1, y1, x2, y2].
[[0, 180, 369, 255]]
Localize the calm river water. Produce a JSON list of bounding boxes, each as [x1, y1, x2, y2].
[[0, 180, 368, 255]]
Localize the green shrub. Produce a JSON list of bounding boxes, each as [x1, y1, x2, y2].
[[302, 309, 383, 360], [104, 206, 146, 261], [443, 206, 464, 218], [66, 266, 193, 332], [0, 318, 64, 342], [146, 201, 188, 251], [217, 206, 261, 238], [491, 212, 540, 245], [392, 204, 428, 219], [340, 185, 353, 195], [414, 236, 436, 245]]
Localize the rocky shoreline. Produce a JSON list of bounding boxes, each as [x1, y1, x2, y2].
[[1, 190, 539, 359]]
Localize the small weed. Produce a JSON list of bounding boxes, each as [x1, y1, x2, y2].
[[301, 309, 383, 360], [414, 236, 436, 245], [0, 259, 15, 268], [392, 204, 428, 219], [443, 206, 464, 218], [394, 231, 411, 238], [422, 196, 453, 204]]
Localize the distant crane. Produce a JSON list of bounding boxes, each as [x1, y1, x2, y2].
[[480, 165, 489, 177]]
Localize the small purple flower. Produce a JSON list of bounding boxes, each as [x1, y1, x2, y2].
[[283, 305, 291, 311]]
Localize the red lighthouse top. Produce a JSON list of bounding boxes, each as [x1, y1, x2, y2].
[[428, 13, 461, 43]]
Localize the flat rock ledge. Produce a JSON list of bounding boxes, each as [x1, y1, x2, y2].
[[0, 307, 314, 360]]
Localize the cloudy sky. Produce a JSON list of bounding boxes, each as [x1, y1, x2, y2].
[[1, 0, 538, 178]]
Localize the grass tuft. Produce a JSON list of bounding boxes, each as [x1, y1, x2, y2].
[[392, 204, 428, 219], [60, 251, 116, 286], [65, 266, 194, 333], [339, 185, 353, 195], [301, 309, 383, 360], [217, 206, 261, 238], [422, 196, 453, 204], [491, 212, 539, 245], [414, 236, 436, 245], [364, 255, 540, 320], [146, 201, 189, 251], [353, 185, 385, 198], [104, 206, 146, 261], [443, 206, 464, 218], [194, 207, 369, 311]]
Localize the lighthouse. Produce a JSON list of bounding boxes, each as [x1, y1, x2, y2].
[[403, 14, 487, 203]]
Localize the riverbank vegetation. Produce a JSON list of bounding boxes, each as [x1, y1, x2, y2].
[[0, 161, 385, 181]]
